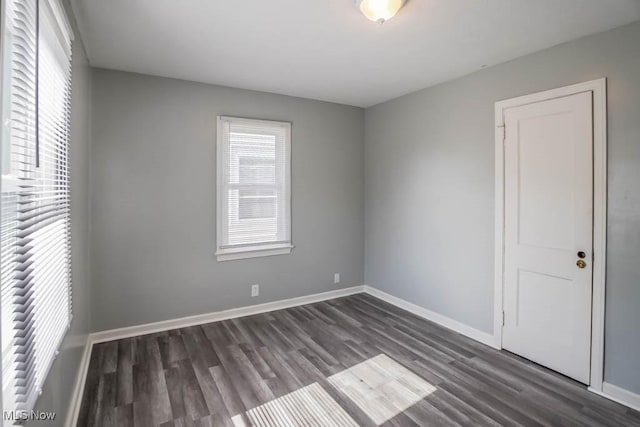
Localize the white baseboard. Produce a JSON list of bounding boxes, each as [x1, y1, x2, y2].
[[90, 285, 365, 344], [588, 382, 640, 413], [362, 285, 499, 349], [65, 337, 93, 427]]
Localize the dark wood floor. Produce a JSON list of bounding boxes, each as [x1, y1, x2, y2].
[[78, 294, 640, 426]]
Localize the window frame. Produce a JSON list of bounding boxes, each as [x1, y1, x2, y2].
[[215, 116, 293, 261]]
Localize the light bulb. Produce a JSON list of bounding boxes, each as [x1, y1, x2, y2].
[[358, 0, 405, 23]]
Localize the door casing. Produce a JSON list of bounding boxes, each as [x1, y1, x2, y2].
[[493, 78, 607, 392]]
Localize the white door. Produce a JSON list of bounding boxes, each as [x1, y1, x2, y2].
[[502, 91, 593, 384]]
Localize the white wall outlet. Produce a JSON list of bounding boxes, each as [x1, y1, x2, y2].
[[251, 284, 260, 297], [334, 273, 340, 284]]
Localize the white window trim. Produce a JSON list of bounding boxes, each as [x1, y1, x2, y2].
[[216, 243, 294, 262], [43, 0, 74, 44], [215, 116, 292, 261]]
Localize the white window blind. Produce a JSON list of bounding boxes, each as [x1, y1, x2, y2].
[[216, 117, 292, 261], [1, 0, 73, 413]]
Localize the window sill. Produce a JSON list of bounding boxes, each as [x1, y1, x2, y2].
[[215, 243, 293, 262]]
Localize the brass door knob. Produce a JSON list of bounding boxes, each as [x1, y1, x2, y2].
[[576, 260, 587, 269]]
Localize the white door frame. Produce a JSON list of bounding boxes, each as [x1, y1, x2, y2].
[[493, 78, 607, 391]]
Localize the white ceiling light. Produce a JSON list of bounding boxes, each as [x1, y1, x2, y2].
[[356, 0, 406, 24]]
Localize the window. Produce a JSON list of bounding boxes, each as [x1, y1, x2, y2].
[[1, 0, 73, 413], [216, 116, 292, 261]]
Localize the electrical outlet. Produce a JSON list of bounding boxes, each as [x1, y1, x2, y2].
[[251, 284, 260, 297], [334, 273, 340, 285]]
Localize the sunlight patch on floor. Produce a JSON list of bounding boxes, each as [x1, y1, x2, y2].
[[328, 353, 436, 425], [232, 382, 358, 427], [231, 353, 435, 426]]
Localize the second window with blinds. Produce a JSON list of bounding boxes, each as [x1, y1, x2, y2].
[[216, 116, 292, 261]]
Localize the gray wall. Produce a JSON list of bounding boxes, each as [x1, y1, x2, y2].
[[364, 21, 640, 393], [90, 70, 364, 331], [31, 0, 93, 424]]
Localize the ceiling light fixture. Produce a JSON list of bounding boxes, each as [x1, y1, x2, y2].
[[356, 0, 406, 24]]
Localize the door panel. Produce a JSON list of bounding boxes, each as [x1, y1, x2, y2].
[[502, 92, 593, 384]]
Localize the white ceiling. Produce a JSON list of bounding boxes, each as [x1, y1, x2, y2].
[[71, 0, 640, 107]]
